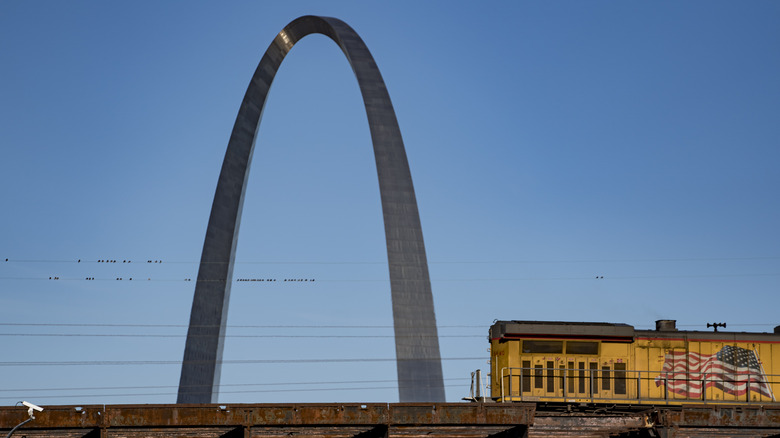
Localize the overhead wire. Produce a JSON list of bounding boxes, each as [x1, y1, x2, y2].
[[0, 383, 472, 401], [0, 333, 484, 338], [4, 254, 777, 284], [4, 255, 776, 284], [2, 273, 779, 282], [0, 377, 471, 393], [0, 323, 481, 328], [4, 255, 780, 264], [0, 325, 775, 337], [0, 357, 488, 367], [0, 322, 773, 330]]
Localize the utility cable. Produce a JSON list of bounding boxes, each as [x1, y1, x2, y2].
[[2, 272, 779, 282], [0, 357, 487, 367], [0, 322, 482, 328], [0, 333, 484, 338], [4, 256, 779, 264], [0, 383, 472, 401], [0, 377, 471, 393], [0, 322, 777, 329]]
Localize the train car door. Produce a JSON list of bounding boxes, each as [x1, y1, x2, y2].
[[564, 341, 601, 400], [596, 340, 632, 402], [521, 340, 564, 399], [561, 356, 594, 398], [528, 356, 562, 398]]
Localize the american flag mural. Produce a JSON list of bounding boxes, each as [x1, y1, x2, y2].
[[654, 346, 774, 399]]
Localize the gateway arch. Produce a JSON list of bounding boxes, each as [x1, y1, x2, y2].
[[178, 16, 445, 404]]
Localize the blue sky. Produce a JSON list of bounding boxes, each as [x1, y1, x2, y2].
[[1, 1, 778, 405]]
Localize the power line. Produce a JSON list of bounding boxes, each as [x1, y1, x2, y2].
[[4, 256, 779, 265], [0, 357, 487, 367], [2, 273, 779, 282], [0, 322, 774, 330], [0, 377, 471, 393], [2, 329, 775, 338], [0, 329, 775, 338], [0, 323, 482, 329], [0, 383, 472, 401], [0, 333, 484, 339]]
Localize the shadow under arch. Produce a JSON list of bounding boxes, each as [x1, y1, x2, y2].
[[178, 15, 445, 404]]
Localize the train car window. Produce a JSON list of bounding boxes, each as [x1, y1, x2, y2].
[[578, 361, 586, 393], [534, 364, 543, 389], [547, 361, 555, 392], [567, 361, 575, 393], [602, 366, 611, 391], [589, 362, 598, 394], [559, 364, 565, 390], [566, 341, 599, 354], [522, 360, 531, 392], [614, 363, 626, 395], [522, 340, 563, 353]]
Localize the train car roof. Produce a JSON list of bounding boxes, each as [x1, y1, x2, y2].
[[490, 320, 780, 343], [490, 320, 635, 342]]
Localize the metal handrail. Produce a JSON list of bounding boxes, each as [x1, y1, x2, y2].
[[498, 366, 779, 404]]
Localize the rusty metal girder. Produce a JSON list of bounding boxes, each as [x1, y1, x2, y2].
[[5, 403, 780, 438], [528, 412, 650, 438], [0, 403, 535, 438], [527, 405, 780, 438], [655, 404, 780, 427]]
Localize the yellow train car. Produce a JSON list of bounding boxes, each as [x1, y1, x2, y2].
[[490, 320, 780, 405]]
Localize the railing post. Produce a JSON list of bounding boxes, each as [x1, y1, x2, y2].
[[519, 367, 523, 399], [507, 368, 512, 400], [590, 368, 594, 403], [701, 372, 706, 403], [637, 371, 641, 401], [501, 368, 507, 401], [664, 377, 668, 403]]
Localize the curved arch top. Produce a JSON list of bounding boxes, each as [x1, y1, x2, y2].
[[178, 16, 445, 403]]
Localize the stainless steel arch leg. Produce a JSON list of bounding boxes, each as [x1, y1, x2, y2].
[[177, 15, 445, 404]]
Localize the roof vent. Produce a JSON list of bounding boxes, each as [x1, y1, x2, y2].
[[656, 320, 677, 331], [774, 325, 780, 334]]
